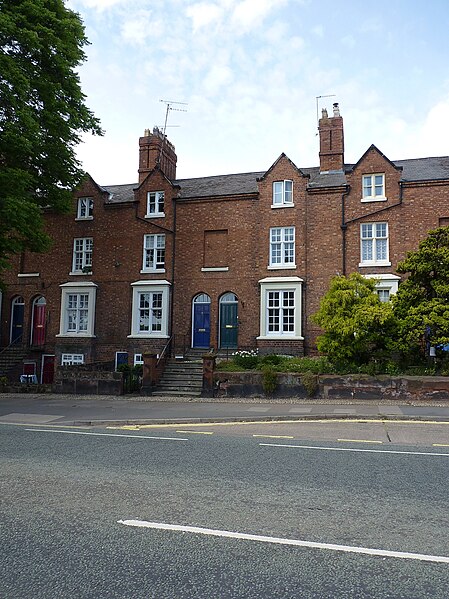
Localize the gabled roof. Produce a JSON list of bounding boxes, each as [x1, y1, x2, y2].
[[348, 144, 402, 173], [257, 153, 306, 182], [100, 155, 449, 203]]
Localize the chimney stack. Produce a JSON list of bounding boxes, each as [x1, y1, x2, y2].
[[138, 127, 177, 184], [318, 102, 344, 172]]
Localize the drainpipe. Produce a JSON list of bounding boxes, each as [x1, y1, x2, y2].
[[340, 185, 350, 276], [169, 196, 177, 344]]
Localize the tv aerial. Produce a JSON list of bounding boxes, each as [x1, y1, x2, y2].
[[159, 99, 188, 138]]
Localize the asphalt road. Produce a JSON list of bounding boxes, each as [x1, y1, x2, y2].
[[1, 423, 449, 598]]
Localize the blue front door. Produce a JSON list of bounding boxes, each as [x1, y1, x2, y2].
[[193, 297, 211, 348], [11, 298, 25, 344]]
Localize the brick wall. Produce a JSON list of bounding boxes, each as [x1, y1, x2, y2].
[[2, 111, 449, 376]]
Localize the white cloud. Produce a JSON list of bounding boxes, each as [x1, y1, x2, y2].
[[203, 64, 234, 94], [405, 97, 449, 158], [71, 0, 129, 10], [121, 11, 159, 46], [231, 0, 287, 33], [186, 2, 224, 32]]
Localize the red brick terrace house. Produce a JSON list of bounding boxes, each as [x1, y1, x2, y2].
[[2, 103, 449, 384]]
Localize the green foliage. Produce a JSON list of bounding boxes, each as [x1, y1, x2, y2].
[[216, 354, 333, 373], [277, 356, 333, 374], [261, 365, 277, 394], [313, 273, 395, 367], [259, 354, 282, 366], [300, 371, 317, 397], [231, 350, 259, 370], [392, 227, 449, 358], [0, 0, 103, 279]]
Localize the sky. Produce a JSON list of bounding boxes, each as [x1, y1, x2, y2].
[[67, 0, 449, 186]]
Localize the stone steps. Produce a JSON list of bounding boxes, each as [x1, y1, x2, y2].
[[0, 346, 28, 378], [155, 359, 203, 397]]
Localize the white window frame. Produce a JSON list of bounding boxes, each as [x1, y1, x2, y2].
[[363, 274, 400, 302], [359, 222, 391, 267], [61, 353, 84, 366], [269, 227, 296, 269], [146, 191, 165, 218], [141, 234, 166, 272], [57, 282, 97, 338], [128, 280, 171, 339], [272, 180, 293, 207], [76, 197, 93, 220], [361, 173, 386, 202], [134, 353, 144, 366], [257, 277, 303, 340], [71, 238, 93, 274]]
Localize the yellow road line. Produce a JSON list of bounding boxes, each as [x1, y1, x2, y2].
[[107, 418, 449, 430], [433, 443, 449, 447], [176, 430, 214, 435], [337, 439, 383, 444], [253, 434, 294, 439]]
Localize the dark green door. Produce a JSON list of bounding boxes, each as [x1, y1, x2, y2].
[[219, 293, 238, 349]]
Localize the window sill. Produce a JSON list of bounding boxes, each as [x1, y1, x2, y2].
[[140, 269, 166, 274], [56, 333, 96, 338], [69, 271, 92, 276], [201, 267, 229, 272], [267, 265, 296, 270], [361, 197, 387, 203], [18, 273, 40, 278], [257, 335, 304, 341], [358, 261, 391, 267], [271, 204, 295, 209], [127, 334, 170, 339], [144, 213, 165, 219], [75, 217, 93, 221]]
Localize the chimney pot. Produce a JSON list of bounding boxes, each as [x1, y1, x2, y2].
[[333, 103, 340, 117]]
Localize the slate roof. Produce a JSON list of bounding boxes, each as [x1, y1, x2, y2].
[[101, 156, 449, 203], [174, 171, 265, 199], [103, 183, 136, 204], [394, 156, 449, 182]]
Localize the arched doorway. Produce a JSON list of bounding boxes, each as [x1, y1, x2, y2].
[[10, 296, 25, 344], [192, 293, 211, 348], [219, 292, 238, 349], [31, 296, 47, 347]]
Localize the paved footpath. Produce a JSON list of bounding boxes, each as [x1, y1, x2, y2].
[[1, 393, 449, 426]]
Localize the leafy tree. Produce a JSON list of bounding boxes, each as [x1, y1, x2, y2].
[[0, 0, 102, 280], [313, 272, 394, 367], [392, 227, 449, 357]]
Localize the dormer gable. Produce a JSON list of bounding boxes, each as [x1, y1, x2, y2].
[[257, 153, 307, 182], [348, 144, 403, 174], [257, 153, 308, 210], [347, 145, 403, 204]]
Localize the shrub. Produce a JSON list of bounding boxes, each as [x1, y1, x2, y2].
[[262, 365, 277, 394], [260, 354, 282, 366], [300, 371, 318, 397], [231, 349, 259, 370]]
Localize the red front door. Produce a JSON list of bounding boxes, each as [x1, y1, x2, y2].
[[32, 299, 46, 346], [42, 355, 55, 384]]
